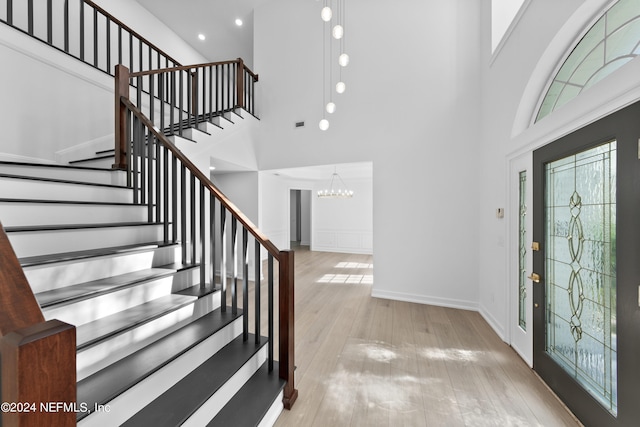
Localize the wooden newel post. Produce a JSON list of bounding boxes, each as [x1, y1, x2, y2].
[[1, 321, 77, 427], [113, 64, 130, 170], [235, 58, 245, 110], [0, 223, 77, 426], [278, 250, 298, 409]]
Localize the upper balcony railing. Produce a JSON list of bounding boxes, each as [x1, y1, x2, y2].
[[1, 0, 181, 75]]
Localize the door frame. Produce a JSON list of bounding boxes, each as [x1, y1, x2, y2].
[[508, 152, 533, 366], [532, 101, 640, 426]]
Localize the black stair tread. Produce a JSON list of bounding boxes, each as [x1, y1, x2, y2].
[[19, 241, 178, 268], [0, 198, 147, 207], [5, 221, 164, 233], [176, 282, 220, 298], [69, 154, 114, 164], [208, 364, 285, 427], [121, 334, 268, 427], [76, 294, 197, 350], [0, 160, 119, 172], [0, 172, 129, 189], [77, 307, 243, 421], [36, 267, 179, 308]]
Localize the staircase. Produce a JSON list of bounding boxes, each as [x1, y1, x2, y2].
[[0, 159, 287, 426]]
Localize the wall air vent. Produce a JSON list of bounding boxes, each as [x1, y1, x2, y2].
[[295, 121, 305, 128]]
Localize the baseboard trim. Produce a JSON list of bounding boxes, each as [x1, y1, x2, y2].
[[478, 304, 507, 342], [371, 289, 478, 312]]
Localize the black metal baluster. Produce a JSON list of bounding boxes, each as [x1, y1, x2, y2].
[[220, 209, 227, 312], [132, 115, 140, 204], [93, 8, 98, 68], [172, 156, 177, 243], [27, 0, 33, 35], [126, 108, 132, 188], [46, 0, 52, 44], [138, 38, 142, 73], [215, 64, 220, 115], [118, 26, 122, 65], [199, 183, 205, 288], [180, 164, 187, 264], [80, 0, 85, 61], [210, 194, 216, 289], [255, 240, 261, 344], [268, 254, 274, 371], [106, 17, 111, 73], [163, 146, 169, 243], [63, 0, 69, 52], [243, 228, 249, 341], [231, 216, 238, 315], [187, 70, 192, 130], [179, 71, 184, 137], [6, 0, 13, 25], [137, 76, 145, 205], [159, 72, 165, 137], [208, 66, 213, 121], [170, 71, 176, 135], [190, 173, 196, 264]]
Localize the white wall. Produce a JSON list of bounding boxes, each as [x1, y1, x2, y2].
[[313, 178, 372, 254], [254, 0, 482, 310]]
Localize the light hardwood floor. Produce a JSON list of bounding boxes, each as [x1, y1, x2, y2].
[[271, 247, 582, 427]]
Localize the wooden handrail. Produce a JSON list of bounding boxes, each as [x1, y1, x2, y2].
[[130, 59, 247, 78], [119, 96, 279, 258], [0, 223, 76, 426]]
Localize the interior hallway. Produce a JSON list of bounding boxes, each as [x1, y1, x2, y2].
[[274, 248, 582, 427]]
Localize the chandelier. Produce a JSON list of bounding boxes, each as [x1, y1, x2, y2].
[[317, 168, 354, 198], [319, 0, 348, 131]]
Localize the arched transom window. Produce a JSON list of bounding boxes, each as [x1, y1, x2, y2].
[[536, 0, 640, 122]]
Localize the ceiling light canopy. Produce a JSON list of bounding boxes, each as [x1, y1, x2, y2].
[[198, 33, 206, 41], [235, 18, 243, 26]]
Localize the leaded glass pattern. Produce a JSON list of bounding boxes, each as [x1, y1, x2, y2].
[[518, 171, 527, 330], [536, 0, 640, 122], [545, 141, 617, 415]]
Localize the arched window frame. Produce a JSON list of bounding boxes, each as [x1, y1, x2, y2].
[[535, 0, 640, 122]]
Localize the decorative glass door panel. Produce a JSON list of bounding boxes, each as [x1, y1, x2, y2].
[[544, 141, 617, 415], [518, 171, 527, 330]]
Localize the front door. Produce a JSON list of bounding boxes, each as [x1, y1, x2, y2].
[[532, 101, 640, 426]]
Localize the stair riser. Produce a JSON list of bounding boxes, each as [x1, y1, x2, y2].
[[77, 294, 220, 381], [41, 270, 197, 325], [8, 224, 165, 258], [0, 202, 148, 227], [25, 245, 181, 293], [0, 164, 126, 186], [0, 177, 132, 203], [77, 318, 243, 427], [182, 346, 268, 427]]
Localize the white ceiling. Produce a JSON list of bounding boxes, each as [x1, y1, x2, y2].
[[135, 0, 268, 65], [265, 162, 373, 181]]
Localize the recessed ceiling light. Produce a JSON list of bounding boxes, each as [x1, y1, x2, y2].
[[235, 18, 243, 26], [198, 33, 206, 41], [209, 166, 216, 170]]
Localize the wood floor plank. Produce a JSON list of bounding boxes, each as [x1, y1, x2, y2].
[[271, 248, 581, 427]]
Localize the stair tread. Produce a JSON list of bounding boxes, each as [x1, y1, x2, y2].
[[76, 294, 197, 350], [69, 153, 114, 164], [36, 267, 179, 308], [19, 241, 177, 268], [77, 308, 243, 421], [0, 198, 145, 207], [0, 160, 118, 172], [0, 172, 128, 189], [122, 334, 267, 427], [5, 221, 164, 233], [208, 364, 285, 427]]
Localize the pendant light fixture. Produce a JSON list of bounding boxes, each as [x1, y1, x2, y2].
[[317, 167, 354, 198], [319, 0, 348, 131]]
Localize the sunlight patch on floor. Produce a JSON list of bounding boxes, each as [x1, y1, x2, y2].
[[334, 262, 373, 269], [317, 274, 374, 284]]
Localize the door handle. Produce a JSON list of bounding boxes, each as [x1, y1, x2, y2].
[[528, 272, 541, 283]]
